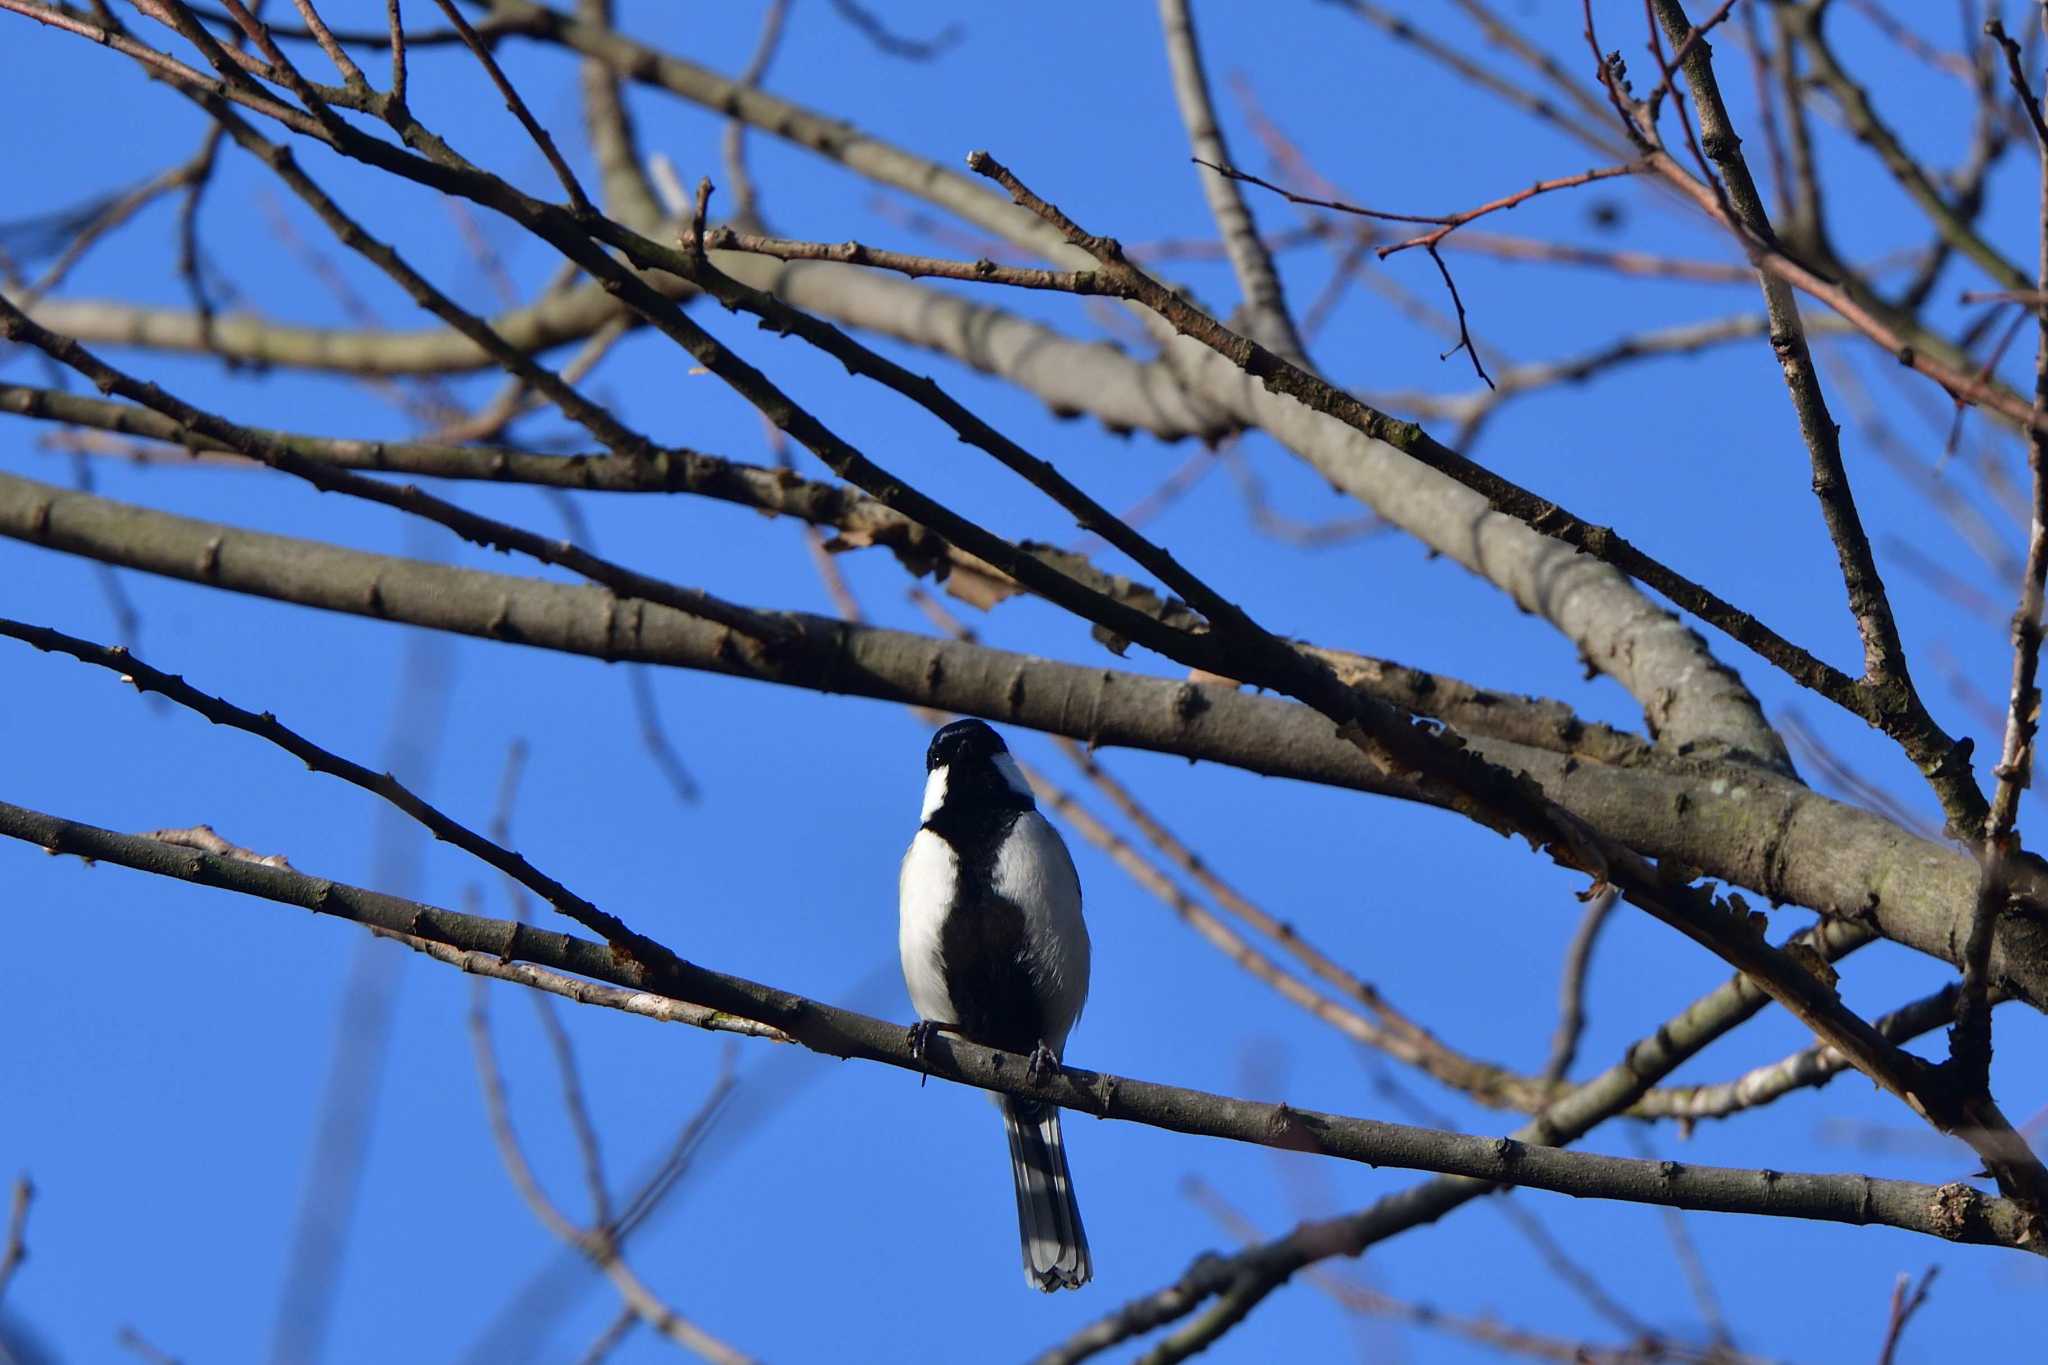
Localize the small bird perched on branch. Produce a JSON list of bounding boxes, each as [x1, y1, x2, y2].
[[898, 718, 1093, 1291]]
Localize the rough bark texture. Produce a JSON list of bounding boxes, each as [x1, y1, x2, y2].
[[6, 469, 2039, 1006], [4, 801, 2034, 1256]]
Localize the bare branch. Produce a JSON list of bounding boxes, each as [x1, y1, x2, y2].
[[0, 298, 790, 646], [427, 0, 592, 213], [1646, 0, 1964, 827], [1184, 1176, 1695, 1364], [6, 800, 2036, 1261], [469, 980, 754, 1362], [1031, 909, 1986, 1365], [1159, 0, 1307, 364], [0, 1176, 30, 1308], [1875, 1265, 1940, 1365], [1544, 885, 1618, 1081], [114, 1326, 183, 1365], [0, 617, 671, 963], [8, 467, 2047, 1012], [383, 0, 404, 102], [133, 823, 294, 868]]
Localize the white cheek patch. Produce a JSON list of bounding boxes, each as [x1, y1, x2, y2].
[[920, 765, 949, 821], [992, 751, 1035, 801]]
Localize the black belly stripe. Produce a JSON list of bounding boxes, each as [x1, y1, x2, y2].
[[924, 802, 1046, 1055]]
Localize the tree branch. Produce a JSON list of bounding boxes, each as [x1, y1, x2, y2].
[[4, 802, 2036, 1259], [7, 467, 2047, 1011], [0, 1176, 30, 1309], [1644, 1, 1965, 822], [1158, 0, 1308, 365]]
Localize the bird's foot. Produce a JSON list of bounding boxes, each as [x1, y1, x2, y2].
[[1027, 1041, 1060, 1086], [908, 1019, 949, 1087]]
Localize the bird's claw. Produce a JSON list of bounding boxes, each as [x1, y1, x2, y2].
[[908, 1019, 946, 1087], [1028, 1042, 1060, 1085]]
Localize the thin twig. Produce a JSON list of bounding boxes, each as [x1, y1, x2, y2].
[[114, 1326, 183, 1365], [1626, 1130, 1734, 1349], [0, 294, 789, 647], [1956, 17, 2048, 1088], [0, 617, 671, 963], [388, 930, 788, 1038], [427, 0, 590, 212], [383, 0, 405, 101], [1373, 163, 1642, 256], [532, 985, 615, 1228], [13, 801, 2040, 1263], [1491, 1196, 1657, 1344], [825, 0, 958, 60], [1875, 1265, 1939, 1365], [687, 222, 1113, 293], [626, 668, 702, 805], [468, 979, 755, 1364], [573, 1309, 638, 1365], [1426, 241, 1492, 387], [969, 148, 1990, 833], [717, 0, 789, 226], [1186, 158, 1448, 225], [1544, 886, 1618, 1081], [0, 1177, 31, 1307], [1184, 1175, 1687, 1364]]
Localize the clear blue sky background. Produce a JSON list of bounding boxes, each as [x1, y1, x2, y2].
[[3, 2, 2044, 1361]]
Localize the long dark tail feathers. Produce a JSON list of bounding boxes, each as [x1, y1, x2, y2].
[[1003, 1097, 1091, 1291]]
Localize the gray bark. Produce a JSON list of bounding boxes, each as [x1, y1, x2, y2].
[[5, 468, 2040, 1008]]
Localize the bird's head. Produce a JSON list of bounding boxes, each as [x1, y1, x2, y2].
[[922, 718, 1034, 820]]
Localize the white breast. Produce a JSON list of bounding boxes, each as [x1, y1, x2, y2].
[[994, 812, 1091, 1050], [898, 828, 960, 1025]]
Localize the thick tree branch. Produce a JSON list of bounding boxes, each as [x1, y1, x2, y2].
[[0, 294, 787, 647], [1642, 982, 1989, 1124], [454, 0, 1788, 765], [1158, 0, 1308, 365], [3, 802, 2037, 1258], [7, 468, 2047, 1011], [4, 44, 2041, 1154], [1643, 1, 1965, 823], [969, 151, 1994, 828], [0, 380, 1207, 639], [6, 463, 2043, 1205], [8, 0, 1793, 773], [23, 277, 642, 374], [1033, 914, 2002, 1365]]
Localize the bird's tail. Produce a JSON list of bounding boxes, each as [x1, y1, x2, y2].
[[1002, 1096, 1091, 1291]]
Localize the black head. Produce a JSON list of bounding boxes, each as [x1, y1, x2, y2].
[[920, 719, 1032, 821], [926, 718, 1009, 773]]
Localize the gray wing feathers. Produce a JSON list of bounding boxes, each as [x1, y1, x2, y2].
[[993, 812, 1091, 1048], [1002, 1097, 1091, 1292]]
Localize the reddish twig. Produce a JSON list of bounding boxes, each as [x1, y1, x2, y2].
[[1376, 163, 1642, 257], [1875, 1266, 1939, 1365]]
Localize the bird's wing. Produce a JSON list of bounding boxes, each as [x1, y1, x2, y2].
[[993, 812, 1091, 1046]]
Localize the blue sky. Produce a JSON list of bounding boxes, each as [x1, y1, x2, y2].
[[2, 2, 2043, 1361]]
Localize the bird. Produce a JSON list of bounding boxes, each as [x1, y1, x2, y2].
[[898, 717, 1093, 1291]]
